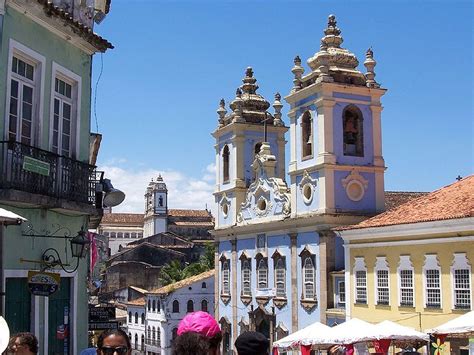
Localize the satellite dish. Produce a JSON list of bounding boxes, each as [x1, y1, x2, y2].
[[102, 179, 125, 207], [0, 316, 10, 353]]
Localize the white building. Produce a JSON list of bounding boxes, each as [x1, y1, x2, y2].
[[144, 270, 215, 355], [126, 298, 147, 354]]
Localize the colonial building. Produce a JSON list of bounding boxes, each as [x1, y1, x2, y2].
[[212, 14, 388, 352], [0, 0, 112, 353], [337, 175, 474, 352], [126, 270, 215, 355], [98, 175, 214, 255]]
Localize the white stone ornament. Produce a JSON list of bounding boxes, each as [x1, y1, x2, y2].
[[298, 170, 317, 205], [219, 193, 231, 219], [341, 170, 369, 202]]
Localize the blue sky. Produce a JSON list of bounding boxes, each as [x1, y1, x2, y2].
[[92, 0, 473, 213]]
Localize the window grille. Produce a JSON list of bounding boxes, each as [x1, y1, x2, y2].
[[400, 269, 414, 306], [275, 258, 286, 297], [425, 269, 441, 307], [454, 269, 471, 309], [242, 260, 251, 296], [303, 257, 315, 299], [377, 269, 389, 305]]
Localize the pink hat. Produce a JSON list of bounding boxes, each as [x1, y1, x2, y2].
[[177, 311, 221, 338]]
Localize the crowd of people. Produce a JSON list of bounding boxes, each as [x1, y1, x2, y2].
[[2, 311, 271, 355]]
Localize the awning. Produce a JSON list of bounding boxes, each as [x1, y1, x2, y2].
[[0, 207, 27, 225], [427, 310, 474, 337]]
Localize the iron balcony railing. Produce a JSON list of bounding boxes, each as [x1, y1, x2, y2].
[[0, 140, 100, 206]]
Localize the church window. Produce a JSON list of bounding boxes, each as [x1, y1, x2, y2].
[[147, 326, 151, 339], [152, 300, 156, 312], [274, 257, 286, 298], [202, 282, 207, 289], [172, 300, 180, 313], [451, 253, 471, 309], [152, 326, 156, 341], [257, 257, 268, 289], [241, 259, 251, 296], [117, 232, 123, 238], [134, 334, 138, 350], [222, 260, 230, 294], [134, 312, 138, 323], [141, 313, 145, 324], [157, 327, 161, 345], [343, 105, 364, 157], [375, 256, 390, 305], [353, 257, 367, 304], [110, 232, 116, 238], [128, 311, 132, 323], [303, 257, 315, 300], [187, 300, 194, 313], [124, 232, 130, 238], [301, 111, 313, 159], [223, 145, 230, 183], [147, 300, 151, 311], [398, 255, 414, 306], [201, 299, 208, 312], [158, 195, 163, 206], [156, 300, 160, 312]]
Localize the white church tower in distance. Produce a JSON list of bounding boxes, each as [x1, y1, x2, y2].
[[143, 174, 168, 237], [212, 14, 387, 353]]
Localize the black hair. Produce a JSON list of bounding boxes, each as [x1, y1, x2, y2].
[[172, 331, 223, 355], [10, 333, 39, 354], [97, 329, 131, 349]]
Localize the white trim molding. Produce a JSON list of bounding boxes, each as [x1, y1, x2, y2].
[[451, 253, 472, 311], [353, 257, 367, 304], [6, 38, 46, 146]]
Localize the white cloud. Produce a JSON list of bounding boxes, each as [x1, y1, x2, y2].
[[99, 163, 217, 216]]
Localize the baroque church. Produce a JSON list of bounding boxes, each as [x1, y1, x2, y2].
[[212, 14, 392, 351]]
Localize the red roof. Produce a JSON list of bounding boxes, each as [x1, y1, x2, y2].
[[168, 209, 212, 218], [101, 213, 144, 225], [338, 175, 474, 230]]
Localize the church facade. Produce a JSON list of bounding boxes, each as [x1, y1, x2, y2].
[[212, 15, 387, 352]]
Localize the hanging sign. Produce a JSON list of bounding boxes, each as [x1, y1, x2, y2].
[[27, 271, 60, 296]]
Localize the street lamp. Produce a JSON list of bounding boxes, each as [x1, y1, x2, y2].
[[42, 227, 91, 273]]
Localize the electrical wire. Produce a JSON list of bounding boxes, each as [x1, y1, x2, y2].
[[93, 52, 104, 133]]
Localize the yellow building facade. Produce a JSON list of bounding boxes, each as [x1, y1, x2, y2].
[[338, 176, 473, 350]]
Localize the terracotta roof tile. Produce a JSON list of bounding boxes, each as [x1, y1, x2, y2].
[[126, 297, 146, 306], [38, 0, 113, 52], [101, 213, 144, 225], [338, 175, 474, 230], [168, 209, 212, 218], [384, 191, 428, 211], [148, 270, 214, 295], [170, 221, 214, 226]]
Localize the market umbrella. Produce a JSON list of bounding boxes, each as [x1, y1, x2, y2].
[[328, 318, 382, 344], [427, 310, 474, 337], [377, 320, 429, 341], [0, 208, 27, 225], [273, 321, 333, 351]]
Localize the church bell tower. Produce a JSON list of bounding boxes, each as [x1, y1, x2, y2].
[[285, 15, 387, 216], [212, 67, 289, 229], [144, 174, 168, 237]]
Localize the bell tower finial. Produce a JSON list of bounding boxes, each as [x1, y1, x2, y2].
[[291, 55, 304, 92], [364, 47, 380, 88]]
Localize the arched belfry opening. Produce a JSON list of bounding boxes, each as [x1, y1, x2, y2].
[[301, 111, 313, 158], [343, 105, 364, 157], [223, 145, 230, 183]]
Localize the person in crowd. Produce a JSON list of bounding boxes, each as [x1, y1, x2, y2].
[[234, 331, 269, 355], [7, 333, 38, 355], [172, 311, 222, 355], [96, 329, 131, 355]]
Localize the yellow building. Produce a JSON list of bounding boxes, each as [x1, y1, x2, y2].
[[337, 175, 473, 350]]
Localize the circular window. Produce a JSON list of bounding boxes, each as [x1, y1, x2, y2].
[[302, 184, 313, 204], [222, 203, 229, 217], [346, 180, 365, 201], [257, 198, 267, 212]]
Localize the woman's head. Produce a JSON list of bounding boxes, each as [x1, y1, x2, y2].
[[8, 333, 38, 355], [173, 312, 222, 355], [96, 329, 131, 355]]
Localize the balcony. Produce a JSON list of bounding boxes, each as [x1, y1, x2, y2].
[[145, 338, 160, 347], [0, 140, 102, 215]]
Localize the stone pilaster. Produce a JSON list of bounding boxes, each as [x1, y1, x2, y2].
[[290, 233, 298, 332], [214, 241, 220, 321], [315, 98, 336, 165], [231, 239, 238, 345], [318, 231, 336, 324]]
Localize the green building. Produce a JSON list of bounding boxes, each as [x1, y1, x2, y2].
[[0, 0, 112, 353]]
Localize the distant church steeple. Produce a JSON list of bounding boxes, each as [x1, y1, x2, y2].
[[144, 174, 168, 237]]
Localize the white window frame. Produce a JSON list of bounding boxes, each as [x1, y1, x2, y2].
[[274, 257, 286, 298], [374, 256, 390, 305], [5, 39, 45, 146], [353, 257, 367, 304], [241, 258, 251, 296], [257, 258, 268, 290], [451, 253, 472, 310], [397, 255, 415, 307], [423, 254, 442, 308], [222, 260, 230, 295], [50, 62, 81, 158], [335, 278, 345, 308], [303, 255, 316, 300]]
